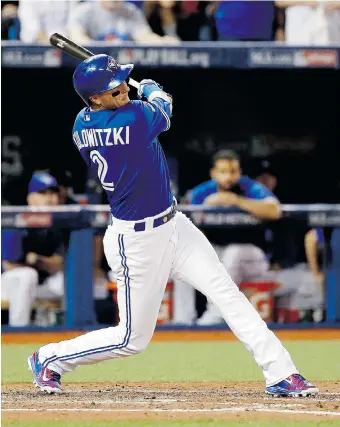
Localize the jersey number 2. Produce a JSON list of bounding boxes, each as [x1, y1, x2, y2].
[[90, 150, 114, 192]]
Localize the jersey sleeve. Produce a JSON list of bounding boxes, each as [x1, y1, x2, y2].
[[134, 90, 172, 142], [191, 188, 206, 205], [247, 182, 278, 200]]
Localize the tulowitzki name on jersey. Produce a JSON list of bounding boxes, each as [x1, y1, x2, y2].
[[73, 127, 130, 150]]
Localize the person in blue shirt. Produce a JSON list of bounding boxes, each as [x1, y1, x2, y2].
[[28, 54, 317, 398], [173, 149, 281, 326], [214, 1, 275, 41]]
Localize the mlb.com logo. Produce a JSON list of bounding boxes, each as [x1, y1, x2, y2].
[[43, 49, 61, 67], [84, 114, 91, 122]]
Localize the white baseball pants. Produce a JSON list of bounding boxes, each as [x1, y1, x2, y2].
[[1, 268, 64, 326], [1, 268, 108, 327], [39, 211, 298, 386], [173, 243, 270, 324]]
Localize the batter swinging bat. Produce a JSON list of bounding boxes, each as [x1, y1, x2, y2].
[[49, 33, 140, 90]]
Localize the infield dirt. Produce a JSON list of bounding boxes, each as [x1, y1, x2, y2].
[[2, 381, 340, 423]]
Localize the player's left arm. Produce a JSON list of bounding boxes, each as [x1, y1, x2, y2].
[[234, 183, 281, 220], [136, 80, 173, 140]]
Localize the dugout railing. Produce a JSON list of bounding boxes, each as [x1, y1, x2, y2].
[[1, 204, 340, 332]]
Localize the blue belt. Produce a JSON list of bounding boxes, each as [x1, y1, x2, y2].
[[134, 201, 177, 232], [109, 201, 177, 232]]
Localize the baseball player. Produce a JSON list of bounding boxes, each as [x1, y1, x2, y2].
[[174, 150, 280, 326], [28, 54, 317, 397]]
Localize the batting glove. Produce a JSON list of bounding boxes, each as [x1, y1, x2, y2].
[[137, 79, 163, 100]]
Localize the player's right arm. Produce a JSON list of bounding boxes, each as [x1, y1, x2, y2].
[[135, 80, 173, 141]]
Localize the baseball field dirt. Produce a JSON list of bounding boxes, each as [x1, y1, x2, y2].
[[2, 329, 340, 426]]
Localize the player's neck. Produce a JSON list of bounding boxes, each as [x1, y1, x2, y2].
[[90, 106, 102, 112]]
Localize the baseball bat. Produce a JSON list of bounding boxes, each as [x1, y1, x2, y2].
[[49, 33, 140, 90]]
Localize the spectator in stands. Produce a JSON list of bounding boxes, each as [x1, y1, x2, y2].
[[176, 1, 217, 41], [144, 0, 179, 39], [18, 0, 79, 43], [172, 149, 281, 325], [212, 1, 275, 41], [68, 0, 179, 44], [1, 1, 19, 40], [275, 1, 340, 44], [1, 173, 64, 326]]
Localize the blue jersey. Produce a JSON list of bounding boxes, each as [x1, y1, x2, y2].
[[72, 96, 173, 221], [190, 176, 277, 249], [191, 176, 276, 205], [215, 1, 274, 41]]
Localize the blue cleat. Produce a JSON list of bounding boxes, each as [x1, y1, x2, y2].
[[28, 351, 62, 394], [266, 374, 319, 397]]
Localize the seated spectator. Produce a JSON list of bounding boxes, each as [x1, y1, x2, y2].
[[275, 1, 340, 44], [68, 0, 179, 45], [1, 173, 64, 326], [1, 172, 116, 326], [172, 149, 281, 325], [18, 0, 78, 43], [1, 1, 19, 40], [213, 0, 275, 41]]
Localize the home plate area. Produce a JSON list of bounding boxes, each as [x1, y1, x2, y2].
[[2, 382, 340, 422]]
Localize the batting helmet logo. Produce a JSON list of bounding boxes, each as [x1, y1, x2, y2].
[[106, 57, 118, 71]]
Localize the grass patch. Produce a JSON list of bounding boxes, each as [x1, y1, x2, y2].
[[2, 341, 340, 384]]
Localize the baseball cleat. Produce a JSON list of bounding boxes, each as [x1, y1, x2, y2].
[[266, 374, 319, 397], [28, 351, 62, 394]]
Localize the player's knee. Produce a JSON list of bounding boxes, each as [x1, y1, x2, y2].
[[19, 268, 39, 293], [23, 268, 39, 286], [123, 333, 151, 356]]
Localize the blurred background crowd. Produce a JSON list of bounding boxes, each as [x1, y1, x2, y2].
[[2, 0, 340, 44]]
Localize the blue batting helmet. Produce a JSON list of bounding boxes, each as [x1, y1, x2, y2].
[[73, 54, 134, 105]]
